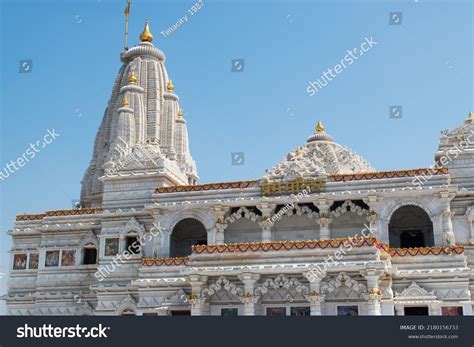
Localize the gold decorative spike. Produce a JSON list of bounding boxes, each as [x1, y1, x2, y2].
[[122, 98, 129, 106], [178, 109, 184, 117], [316, 120, 325, 133], [167, 80, 174, 92], [128, 71, 138, 84], [295, 147, 302, 156], [468, 112, 474, 120], [140, 18, 154, 42]]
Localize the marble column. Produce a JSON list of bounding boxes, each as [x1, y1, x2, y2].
[[439, 191, 456, 245], [361, 269, 384, 316], [158, 228, 171, 258], [394, 304, 404, 316], [239, 273, 260, 316], [466, 206, 474, 245], [363, 195, 383, 240], [308, 274, 325, 315], [189, 275, 208, 316], [257, 203, 276, 242], [211, 206, 229, 245], [429, 302, 442, 316], [314, 199, 333, 240]]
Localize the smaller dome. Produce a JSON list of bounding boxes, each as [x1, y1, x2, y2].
[[140, 19, 154, 42], [264, 121, 374, 182], [307, 120, 334, 143]]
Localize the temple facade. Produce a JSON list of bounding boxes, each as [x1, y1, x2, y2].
[[4, 20, 474, 317]]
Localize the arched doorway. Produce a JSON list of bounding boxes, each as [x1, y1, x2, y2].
[[388, 205, 434, 248], [170, 218, 207, 257]]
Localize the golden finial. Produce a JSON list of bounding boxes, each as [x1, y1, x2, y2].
[[122, 98, 129, 106], [128, 71, 137, 84], [468, 112, 474, 120], [295, 147, 302, 156], [178, 109, 184, 117], [316, 120, 325, 133], [140, 18, 154, 42], [167, 80, 174, 92]]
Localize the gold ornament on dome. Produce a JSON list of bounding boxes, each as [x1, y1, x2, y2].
[[167, 80, 174, 92], [128, 71, 138, 84], [316, 120, 325, 133], [140, 19, 154, 42], [122, 98, 129, 106]]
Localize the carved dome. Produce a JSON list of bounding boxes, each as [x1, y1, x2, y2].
[[264, 121, 374, 182]]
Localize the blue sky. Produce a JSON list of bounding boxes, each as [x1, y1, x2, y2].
[[0, 0, 472, 311]]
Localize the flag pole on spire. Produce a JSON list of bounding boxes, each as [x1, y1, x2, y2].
[[124, 0, 131, 49]]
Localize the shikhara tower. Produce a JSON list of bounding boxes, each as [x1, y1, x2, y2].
[[4, 8, 474, 317], [81, 20, 198, 208]]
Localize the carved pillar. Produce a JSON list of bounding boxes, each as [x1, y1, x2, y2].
[[394, 304, 404, 316], [189, 275, 208, 316], [308, 272, 325, 315], [363, 195, 383, 240], [429, 302, 442, 316], [239, 273, 260, 316], [159, 228, 171, 258], [150, 212, 171, 258], [361, 269, 384, 316], [466, 206, 474, 245], [257, 203, 276, 242], [155, 307, 170, 316], [314, 199, 333, 240], [439, 191, 456, 245], [211, 206, 229, 245]]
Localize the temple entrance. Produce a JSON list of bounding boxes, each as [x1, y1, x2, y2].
[[170, 218, 207, 257], [388, 206, 434, 248]]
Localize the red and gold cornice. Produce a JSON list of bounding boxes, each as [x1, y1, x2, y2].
[[16, 208, 102, 221], [192, 237, 383, 254], [154, 168, 448, 193], [141, 257, 189, 266], [140, 238, 464, 266], [155, 180, 260, 194]]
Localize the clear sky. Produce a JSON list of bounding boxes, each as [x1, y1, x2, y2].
[[0, 0, 472, 313]]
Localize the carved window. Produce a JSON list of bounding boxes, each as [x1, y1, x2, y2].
[[83, 247, 97, 265], [404, 306, 429, 316], [441, 306, 463, 316], [125, 235, 140, 255], [337, 305, 359, 316], [220, 308, 238, 316]]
